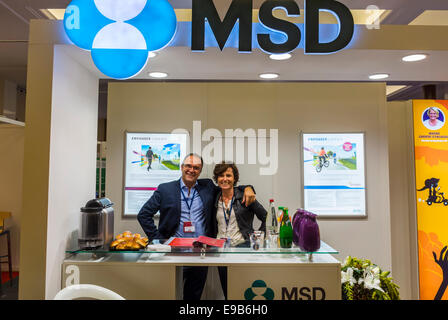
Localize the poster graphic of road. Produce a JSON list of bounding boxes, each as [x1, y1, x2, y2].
[[303, 143, 357, 172], [134, 143, 181, 171]]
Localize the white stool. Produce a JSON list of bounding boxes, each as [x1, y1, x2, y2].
[[54, 284, 125, 300]]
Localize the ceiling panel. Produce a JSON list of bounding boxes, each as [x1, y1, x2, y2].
[[410, 10, 448, 26], [386, 85, 407, 96], [0, 3, 29, 39]]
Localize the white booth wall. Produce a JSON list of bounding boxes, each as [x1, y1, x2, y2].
[[19, 26, 99, 299], [43, 46, 98, 300], [106, 82, 392, 274]]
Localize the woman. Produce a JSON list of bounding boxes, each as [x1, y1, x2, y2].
[[423, 107, 445, 130], [212, 161, 267, 299]]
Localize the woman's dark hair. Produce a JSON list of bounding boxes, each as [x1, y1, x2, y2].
[[213, 161, 239, 186]]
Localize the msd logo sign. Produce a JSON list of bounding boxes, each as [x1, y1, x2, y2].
[[64, 0, 177, 79], [64, 0, 354, 80]]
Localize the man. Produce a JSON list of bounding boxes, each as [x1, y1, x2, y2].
[[146, 146, 154, 171], [318, 147, 327, 166], [137, 153, 256, 300]]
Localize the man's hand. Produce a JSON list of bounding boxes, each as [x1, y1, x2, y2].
[[242, 187, 256, 206]]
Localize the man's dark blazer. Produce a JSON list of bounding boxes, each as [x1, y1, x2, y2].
[[137, 178, 252, 242]]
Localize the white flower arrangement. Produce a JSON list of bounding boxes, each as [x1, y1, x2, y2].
[[341, 256, 400, 300]]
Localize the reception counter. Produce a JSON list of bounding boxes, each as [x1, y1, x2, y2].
[[62, 241, 341, 300]]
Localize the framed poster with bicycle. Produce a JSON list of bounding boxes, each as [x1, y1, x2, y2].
[[122, 131, 188, 217], [301, 132, 367, 218]]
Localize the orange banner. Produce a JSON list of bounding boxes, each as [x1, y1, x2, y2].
[[413, 100, 448, 300]]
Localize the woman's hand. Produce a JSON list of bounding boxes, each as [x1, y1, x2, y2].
[[242, 187, 256, 206]]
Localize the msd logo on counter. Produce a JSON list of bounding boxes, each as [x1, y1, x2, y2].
[[243, 280, 327, 300], [244, 280, 275, 300], [64, 0, 355, 80]]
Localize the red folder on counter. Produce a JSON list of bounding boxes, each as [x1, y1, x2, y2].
[[165, 236, 225, 248], [195, 236, 226, 248]]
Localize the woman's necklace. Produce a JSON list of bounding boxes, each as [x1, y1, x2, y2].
[[222, 196, 232, 208], [221, 188, 234, 207], [221, 193, 234, 227]]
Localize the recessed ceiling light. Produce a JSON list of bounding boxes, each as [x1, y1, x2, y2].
[[269, 53, 292, 61], [402, 54, 427, 62], [259, 73, 279, 79], [149, 72, 168, 78], [369, 73, 389, 80], [148, 52, 157, 58]]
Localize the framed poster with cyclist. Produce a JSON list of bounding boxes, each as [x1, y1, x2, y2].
[[122, 131, 188, 217], [300, 132, 367, 218]]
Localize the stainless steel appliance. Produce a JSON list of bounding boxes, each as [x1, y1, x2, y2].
[[78, 198, 114, 250]]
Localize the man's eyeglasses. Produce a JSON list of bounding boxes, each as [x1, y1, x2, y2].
[[183, 164, 202, 171]]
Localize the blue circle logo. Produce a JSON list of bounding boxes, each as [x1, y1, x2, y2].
[[64, 0, 177, 79]]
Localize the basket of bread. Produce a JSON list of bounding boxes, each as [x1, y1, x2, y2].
[[110, 231, 149, 251]]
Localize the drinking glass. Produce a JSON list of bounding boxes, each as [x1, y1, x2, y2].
[[250, 231, 265, 250]]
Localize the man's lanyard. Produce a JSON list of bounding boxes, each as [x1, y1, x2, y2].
[[181, 188, 198, 213], [181, 188, 199, 235], [222, 197, 234, 227]]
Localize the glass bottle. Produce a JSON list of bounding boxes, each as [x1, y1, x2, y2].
[[277, 207, 284, 233], [267, 199, 278, 231], [270, 199, 278, 230], [276, 207, 284, 246], [279, 207, 293, 248]]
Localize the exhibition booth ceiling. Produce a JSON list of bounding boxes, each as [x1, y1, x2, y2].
[[65, 45, 448, 82], [2, 0, 448, 91]]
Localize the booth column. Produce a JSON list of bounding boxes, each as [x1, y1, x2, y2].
[[19, 20, 99, 300]]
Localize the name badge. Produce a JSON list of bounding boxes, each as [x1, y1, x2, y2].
[[183, 221, 195, 234]]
